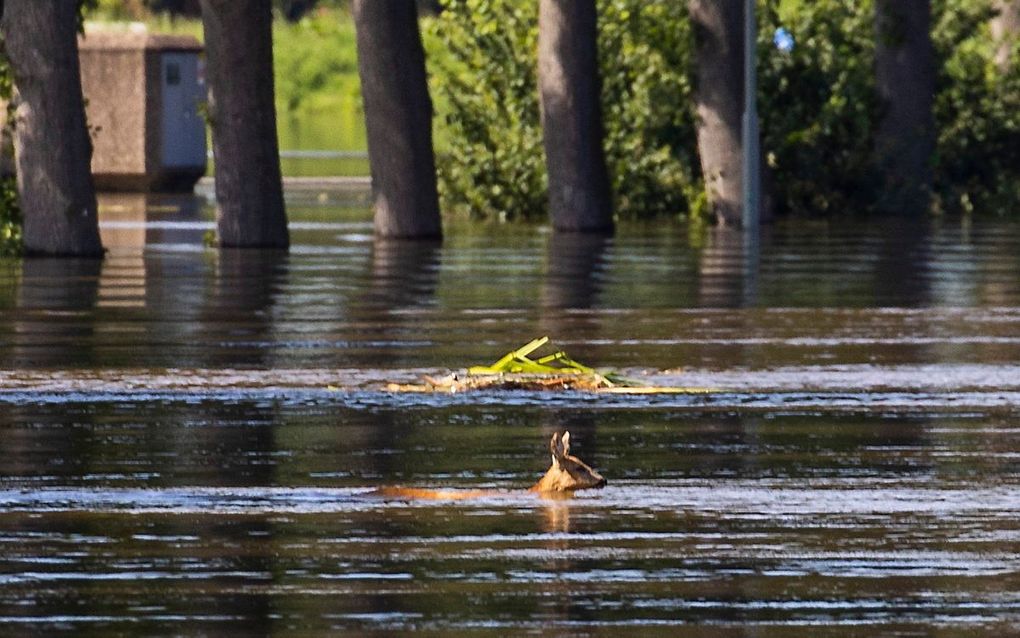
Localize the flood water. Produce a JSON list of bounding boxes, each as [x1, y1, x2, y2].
[[2, 190, 1020, 635]]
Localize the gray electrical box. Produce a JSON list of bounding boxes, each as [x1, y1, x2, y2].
[[78, 29, 206, 192]]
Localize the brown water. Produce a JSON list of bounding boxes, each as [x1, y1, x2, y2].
[[1, 192, 1020, 635]]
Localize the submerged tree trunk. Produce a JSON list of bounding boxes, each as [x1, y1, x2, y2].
[[0, 1, 103, 257], [352, 0, 442, 239], [537, 0, 613, 234], [992, 0, 1020, 70], [689, 0, 744, 227], [200, 0, 289, 248], [874, 0, 935, 215]]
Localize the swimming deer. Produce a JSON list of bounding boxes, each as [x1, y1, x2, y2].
[[372, 431, 606, 500]]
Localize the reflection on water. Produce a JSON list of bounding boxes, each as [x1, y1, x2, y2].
[[2, 194, 1020, 634]]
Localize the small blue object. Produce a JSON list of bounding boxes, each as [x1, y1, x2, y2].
[[774, 27, 794, 52]]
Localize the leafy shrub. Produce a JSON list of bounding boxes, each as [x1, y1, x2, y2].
[[427, 0, 1020, 220], [272, 8, 362, 114], [758, 0, 881, 216], [423, 0, 546, 220], [598, 1, 702, 218], [0, 41, 18, 257], [0, 176, 20, 257], [931, 0, 1020, 214], [424, 0, 702, 221]]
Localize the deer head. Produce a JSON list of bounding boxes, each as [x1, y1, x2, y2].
[[530, 431, 606, 493]]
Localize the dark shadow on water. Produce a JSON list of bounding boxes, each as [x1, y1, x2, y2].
[[10, 257, 103, 367], [873, 217, 932, 307], [541, 233, 611, 310], [364, 239, 442, 311], [698, 226, 759, 308], [201, 248, 289, 368], [540, 233, 612, 364], [349, 239, 441, 368]]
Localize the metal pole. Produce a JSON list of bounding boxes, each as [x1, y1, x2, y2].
[[741, 0, 760, 234]]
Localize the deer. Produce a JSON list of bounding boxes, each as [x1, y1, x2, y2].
[[371, 431, 606, 501]]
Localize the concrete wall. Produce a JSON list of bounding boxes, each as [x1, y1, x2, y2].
[[79, 30, 206, 192], [79, 45, 148, 185]]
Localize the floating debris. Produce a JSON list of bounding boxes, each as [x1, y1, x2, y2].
[[383, 337, 716, 394]]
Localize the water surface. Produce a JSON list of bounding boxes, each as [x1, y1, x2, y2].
[[1, 194, 1019, 635]]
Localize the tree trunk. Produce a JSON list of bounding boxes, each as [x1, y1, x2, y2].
[[874, 0, 935, 214], [689, 0, 744, 226], [537, 0, 613, 234], [200, 0, 289, 248], [992, 0, 1020, 70], [352, 0, 442, 239], [0, 1, 103, 257]]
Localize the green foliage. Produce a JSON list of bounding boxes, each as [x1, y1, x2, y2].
[[428, 0, 1020, 220], [423, 0, 545, 220], [598, 1, 702, 218], [272, 8, 362, 114], [1, 54, 18, 256], [0, 18, 18, 256], [0, 176, 21, 257], [758, 0, 881, 215], [424, 0, 701, 221], [931, 0, 1020, 214]]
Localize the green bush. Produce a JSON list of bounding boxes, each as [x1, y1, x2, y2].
[[423, 0, 546, 221], [598, 0, 702, 218], [758, 0, 881, 216], [932, 0, 1020, 215], [427, 0, 1020, 220], [0, 176, 20, 257], [0, 43, 19, 257], [272, 8, 362, 114], [424, 0, 702, 221]]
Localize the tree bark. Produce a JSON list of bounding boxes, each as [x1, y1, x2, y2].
[[0, 1, 103, 257], [537, 0, 613, 234], [689, 0, 744, 226], [352, 0, 442, 239], [200, 0, 289, 248], [874, 0, 935, 215], [992, 0, 1020, 70]]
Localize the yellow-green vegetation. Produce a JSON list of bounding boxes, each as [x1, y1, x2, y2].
[[466, 336, 597, 376], [383, 336, 717, 394]]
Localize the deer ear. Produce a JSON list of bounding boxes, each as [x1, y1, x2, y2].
[[549, 431, 565, 461], [561, 431, 571, 455]]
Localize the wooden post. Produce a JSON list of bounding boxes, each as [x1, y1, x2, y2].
[[537, 0, 614, 234], [200, 0, 290, 248], [353, 0, 442, 239], [1, 1, 104, 257]]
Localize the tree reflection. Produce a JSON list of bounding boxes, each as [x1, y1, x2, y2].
[[873, 217, 931, 307], [12, 257, 103, 367], [201, 248, 289, 368], [698, 226, 758, 308], [354, 238, 441, 368], [366, 238, 442, 310], [541, 232, 611, 310]]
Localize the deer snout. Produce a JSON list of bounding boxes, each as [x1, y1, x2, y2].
[[594, 476, 607, 489]]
